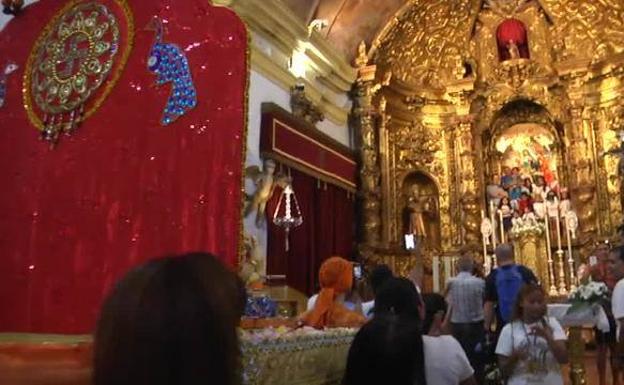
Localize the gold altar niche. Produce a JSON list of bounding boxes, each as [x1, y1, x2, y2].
[[350, 0, 624, 293]]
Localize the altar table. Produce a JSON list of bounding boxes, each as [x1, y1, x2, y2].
[[0, 327, 357, 385], [548, 303, 609, 385], [241, 327, 357, 385]]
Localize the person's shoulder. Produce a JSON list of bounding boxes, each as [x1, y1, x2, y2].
[[306, 294, 318, 309], [518, 264, 537, 278], [470, 275, 486, 283], [499, 321, 515, 334], [614, 279, 624, 293], [425, 334, 463, 348], [486, 269, 498, 279]]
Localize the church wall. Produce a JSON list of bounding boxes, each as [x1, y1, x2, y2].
[[245, 69, 352, 274]]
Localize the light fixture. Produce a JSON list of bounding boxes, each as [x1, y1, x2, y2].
[[289, 49, 307, 79], [308, 19, 328, 36]]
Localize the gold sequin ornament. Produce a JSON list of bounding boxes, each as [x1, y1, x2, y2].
[[23, 0, 134, 146]]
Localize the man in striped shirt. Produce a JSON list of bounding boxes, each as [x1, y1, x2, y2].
[[446, 254, 486, 382]]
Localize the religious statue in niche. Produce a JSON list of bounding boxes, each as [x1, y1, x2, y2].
[[244, 159, 291, 227], [496, 19, 530, 61], [404, 184, 438, 246], [602, 137, 624, 213], [507, 40, 520, 59]]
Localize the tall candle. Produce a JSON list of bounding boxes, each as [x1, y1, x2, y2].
[[544, 214, 552, 259], [554, 198, 562, 250], [565, 216, 577, 290], [432, 256, 440, 293], [481, 209, 488, 271], [490, 201, 497, 248], [498, 209, 505, 243], [544, 213, 557, 296]]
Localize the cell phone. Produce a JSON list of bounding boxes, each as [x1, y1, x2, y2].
[[589, 256, 598, 266], [353, 263, 362, 280], [404, 234, 416, 250]]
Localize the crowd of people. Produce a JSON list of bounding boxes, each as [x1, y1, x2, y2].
[[89, 241, 624, 385], [487, 167, 571, 236]]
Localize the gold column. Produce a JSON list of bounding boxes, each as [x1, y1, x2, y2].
[[444, 125, 462, 246], [598, 105, 624, 236], [564, 70, 598, 241], [350, 43, 389, 247], [568, 327, 587, 385], [378, 97, 392, 246], [454, 115, 481, 245]]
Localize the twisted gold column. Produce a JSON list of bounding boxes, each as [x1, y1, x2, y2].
[[568, 327, 587, 385]]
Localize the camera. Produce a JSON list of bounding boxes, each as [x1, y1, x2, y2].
[[353, 263, 362, 280]]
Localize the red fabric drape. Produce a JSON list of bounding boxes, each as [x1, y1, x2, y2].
[[496, 18, 530, 60], [0, 0, 247, 333], [267, 168, 355, 296]]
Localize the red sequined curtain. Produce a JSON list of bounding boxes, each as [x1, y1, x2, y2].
[[0, 0, 248, 333], [267, 168, 355, 296]]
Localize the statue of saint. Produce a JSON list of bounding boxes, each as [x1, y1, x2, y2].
[[602, 140, 624, 213], [507, 40, 520, 59], [406, 185, 434, 239]]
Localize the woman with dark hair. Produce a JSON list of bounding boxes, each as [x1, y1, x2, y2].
[[343, 314, 427, 385], [346, 277, 476, 385], [373, 277, 422, 320], [93, 253, 245, 385], [422, 293, 449, 336]]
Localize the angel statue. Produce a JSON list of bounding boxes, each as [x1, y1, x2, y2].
[[244, 159, 290, 227], [239, 234, 264, 290]]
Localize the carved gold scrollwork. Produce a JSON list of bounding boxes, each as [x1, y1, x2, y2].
[[357, 0, 624, 287]]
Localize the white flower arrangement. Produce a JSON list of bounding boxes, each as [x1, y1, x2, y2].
[[509, 221, 545, 239], [567, 279, 609, 313]]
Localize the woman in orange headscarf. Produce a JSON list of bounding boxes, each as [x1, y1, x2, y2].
[[300, 257, 366, 329]]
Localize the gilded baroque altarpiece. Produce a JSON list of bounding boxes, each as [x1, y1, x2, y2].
[[351, 0, 624, 288]]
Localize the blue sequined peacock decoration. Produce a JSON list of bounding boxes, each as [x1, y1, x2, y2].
[[147, 18, 197, 125]]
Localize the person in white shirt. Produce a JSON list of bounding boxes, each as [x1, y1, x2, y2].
[[445, 256, 486, 382], [344, 277, 476, 385], [496, 284, 568, 385], [609, 245, 624, 384]]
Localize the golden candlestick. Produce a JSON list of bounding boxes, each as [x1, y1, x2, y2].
[[556, 249, 567, 295], [544, 217, 558, 296], [565, 211, 579, 291]]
